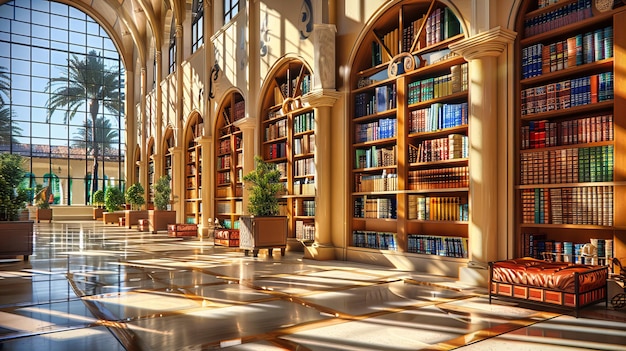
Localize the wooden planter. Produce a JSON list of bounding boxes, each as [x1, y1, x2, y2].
[[149, 210, 176, 233], [0, 221, 34, 260], [239, 216, 288, 257], [125, 210, 148, 229], [93, 207, 104, 220], [102, 211, 125, 224], [35, 208, 52, 223]]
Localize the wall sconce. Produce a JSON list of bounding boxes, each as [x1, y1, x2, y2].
[[208, 62, 220, 100]]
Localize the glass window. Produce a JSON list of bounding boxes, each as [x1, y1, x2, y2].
[[224, 0, 239, 23], [0, 1, 125, 205], [192, 0, 204, 53], [168, 19, 176, 74]]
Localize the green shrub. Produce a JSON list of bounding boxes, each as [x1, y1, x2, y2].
[[104, 187, 125, 213]]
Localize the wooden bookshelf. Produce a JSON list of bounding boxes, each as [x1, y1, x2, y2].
[[184, 117, 203, 224], [260, 59, 315, 243], [349, 1, 469, 260], [515, 0, 626, 265], [214, 92, 244, 240], [147, 141, 155, 206]]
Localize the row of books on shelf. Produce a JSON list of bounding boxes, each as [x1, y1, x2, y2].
[[354, 118, 397, 143], [265, 142, 287, 160], [523, 0, 593, 37], [354, 172, 398, 192], [401, 13, 426, 54], [408, 134, 468, 164], [354, 84, 398, 118], [294, 158, 316, 177], [218, 139, 231, 154], [521, 72, 614, 115], [277, 74, 312, 102], [521, 186, 613, 226], [407, 63, 468, 104], [216, 201, 244, 215], [407, 166, 469, 190], [352, 231, 398, 251], [296, 199, 316, 217], [294, 134, 315, 155], [424, 7, 462, 47], [355, 145, 397, 169], [187, 149, 199, 163], [276, 162, 287, 178], [408, 102, 468, 134], [265, 118, 287, 140], [523, 233, 612, 265], [216, 172, 230, 185], [293, 181, 315, 195], [520, 145, 613, 184], [407, 234, 468, 258], [294, 111, 315, 134], [354, 196, 397, 219], [295, 221, 315, 241], [407, 195, 468, 221], [521, 26, 613, 79], [217, 155, 231, 170], [538, 0, 562, 8], [520, 114, 613, 149], [217, 218, 240, 230]]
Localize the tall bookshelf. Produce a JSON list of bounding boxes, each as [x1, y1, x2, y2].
[[148, 141, 155, 207], [184, 117, 204, 224], [515, 0, 626, 265], [260, 59, 315, 243], [215, 92, 244, 240], [350, 1, 469, 261]]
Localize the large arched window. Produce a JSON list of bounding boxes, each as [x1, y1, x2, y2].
[[0, 1, 125, 206], [191, 0, 204, 53]]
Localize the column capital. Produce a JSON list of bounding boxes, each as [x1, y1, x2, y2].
[[449, 27, 517, 61], [195, 137, 213, 148], [301, 89, 341, 108], [233, 116, 258, 131]]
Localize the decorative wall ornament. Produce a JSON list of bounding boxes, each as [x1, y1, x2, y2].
[[299, 0, 313, 40], [260, 11, 269, 57], [238, 27, 247, 70], [387, 52, 415, 78]]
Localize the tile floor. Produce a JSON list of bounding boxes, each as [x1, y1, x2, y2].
[[0, 221, 625, 350]]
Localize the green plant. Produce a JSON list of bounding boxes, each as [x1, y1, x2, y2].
[[242, 156, 285, 216], [104, 187, 124, 213], [33, 183, 51, 209], [0, 154, 29, 221], [153, 175, 172, 211], [125, 183, 145, 210], [92, 189, 104, 208]]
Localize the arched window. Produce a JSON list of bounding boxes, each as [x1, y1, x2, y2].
[[43, 173, 60, 204]]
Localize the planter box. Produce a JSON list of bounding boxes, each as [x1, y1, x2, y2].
[[93, 208, 104, 220], [149, 210, 176, 233], [167, 223, 198, 238], [0, 221, 34, 260], [35, 208, 52, 223], [102, 211, 125, 224], [125, 210, 148, 229], [239, 216, 288, 257]]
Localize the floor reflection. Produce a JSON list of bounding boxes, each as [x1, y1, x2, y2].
[[0, 221, 624, 351]]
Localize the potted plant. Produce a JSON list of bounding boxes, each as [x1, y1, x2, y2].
[[34, 184, 53, 223], [92, 189, 105, 220], [124, 182, 147, 228], [102, 186, 125, 224], [0, 153, 34, 260], [149, 175, 176, 233], [239, 156, 288, 257]]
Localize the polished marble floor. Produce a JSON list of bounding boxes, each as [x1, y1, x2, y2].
[[0, 221, 625, 350]]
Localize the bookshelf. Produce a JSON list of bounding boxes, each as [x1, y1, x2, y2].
[[260, 59, 315, 244], [350, 1, 469, 260], [184, 117, 204, 224], [214, 92, 244, 243], [515, 0, 626, 265], [164, 128, 174, 181]]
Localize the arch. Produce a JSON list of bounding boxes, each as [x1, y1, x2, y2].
[[259, 54, 314, 120], [183, 111, 204, 146], [133, 143, 141, 184], [213, 88, 245, 134]]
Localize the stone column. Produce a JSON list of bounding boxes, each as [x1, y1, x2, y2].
[[298, 23, 339, 260], [154, 50, 164, 179], [197, 138, 212, 235], [234, 117, 258, 215], [449, 27, 516, 283]]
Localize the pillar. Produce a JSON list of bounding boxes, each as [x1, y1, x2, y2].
[[234, 117, 258, 215], [449, 27, 517, 284]]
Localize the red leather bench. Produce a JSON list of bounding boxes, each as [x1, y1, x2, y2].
[[489, 257, 608, 316]]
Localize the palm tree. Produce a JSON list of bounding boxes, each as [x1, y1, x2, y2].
[[0, 66, 20, 145], [72, 116, 119, 155], [46, 50, 123, 196]]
